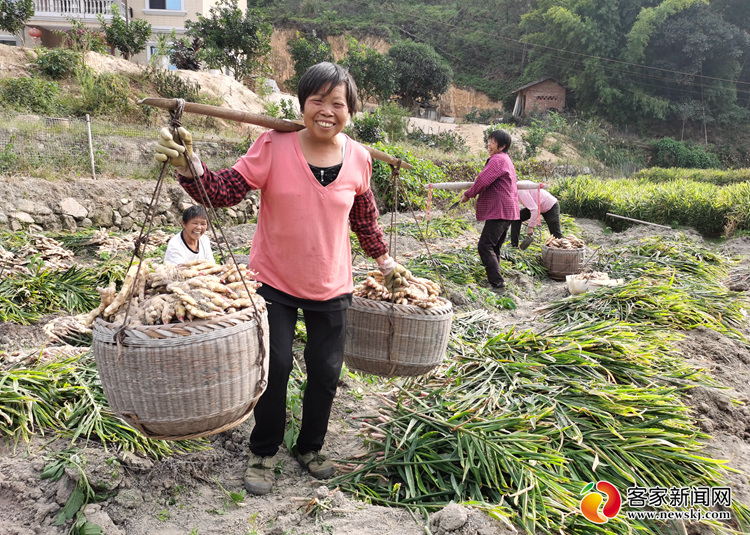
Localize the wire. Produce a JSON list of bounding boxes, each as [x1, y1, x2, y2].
[[374, 1, 750, 87]]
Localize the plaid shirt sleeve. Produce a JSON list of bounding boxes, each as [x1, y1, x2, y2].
[[178, 164, 251, 208], [349, 188, 388, 259]]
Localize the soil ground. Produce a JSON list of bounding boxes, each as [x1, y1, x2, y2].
[[1, 198, 750, 535]]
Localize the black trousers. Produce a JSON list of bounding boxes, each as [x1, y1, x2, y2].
[[478, 219, 512, 288], [510, 202, 563, 246], [249, 295, 346, 457]]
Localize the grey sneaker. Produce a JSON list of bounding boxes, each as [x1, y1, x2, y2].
[[296, 451, 335, 479], [490, 284, 506, 295], [243, 453, 275, 495]]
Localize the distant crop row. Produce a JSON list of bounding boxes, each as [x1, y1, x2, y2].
[[550, 173, 750, 237]]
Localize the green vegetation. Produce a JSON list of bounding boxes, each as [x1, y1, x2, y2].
[[650, 138, 720, 169], [0, 350, 205, 456], [40, 448, 109, 534], [549, 174, 750, 237], [334, 237, 750, 534], [387, 40, 453, 110], [369, 143, 455, 211], [186, 0, 272, 81], [34, 48, 80, 80], [339, 36, 396, 107], [287, 31, 333, 90], [98, 4, 151, 60], [0, 260, 100, 323], [0, 76, 60, 114], [0, 0, 33, 43], [632, 167, 750, 186]]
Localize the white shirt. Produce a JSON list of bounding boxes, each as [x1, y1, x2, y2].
[[164, 232, 214, 265]]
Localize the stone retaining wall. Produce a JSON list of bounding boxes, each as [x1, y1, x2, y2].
[[0, 177, 259, 233]]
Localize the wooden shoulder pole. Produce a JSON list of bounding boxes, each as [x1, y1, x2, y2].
[[138, 98, 413, 170]]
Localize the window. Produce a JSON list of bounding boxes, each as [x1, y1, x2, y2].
[[148, 0, 182, 10]]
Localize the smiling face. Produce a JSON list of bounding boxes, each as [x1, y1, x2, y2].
[[182, 217, 207, 244], [302, 83, 350, 144], [487, 137, 506, 157]]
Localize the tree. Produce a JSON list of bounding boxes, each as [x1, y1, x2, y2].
[[98, 5, 151, 60], [387, 40, 452, 110], [287, 31, 333, 91], [186, 0, 272, 81], [519, 0, 707, 122], [338, 36, 396, 107], [0, 0, 33, 45]]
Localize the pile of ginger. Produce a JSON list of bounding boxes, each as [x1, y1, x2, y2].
[[82, 258, 264, 327], [354, 270, 443, 309]]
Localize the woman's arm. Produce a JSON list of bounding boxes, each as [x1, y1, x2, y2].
[[179, 165, 252, 208], [349, 189, 388, 260]]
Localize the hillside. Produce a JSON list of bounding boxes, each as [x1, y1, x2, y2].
[[0, 43, 583, 165]]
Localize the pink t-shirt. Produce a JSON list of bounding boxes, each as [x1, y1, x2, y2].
[[232, 130, 371, 301], [517, 188, 558, 228]]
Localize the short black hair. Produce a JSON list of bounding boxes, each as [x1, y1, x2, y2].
[[488, 129, 512, 153], [183, 205, 208, 223], [297, 62, 359, 117]]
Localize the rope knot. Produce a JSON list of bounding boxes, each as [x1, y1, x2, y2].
[[169, 98, 186, 129]]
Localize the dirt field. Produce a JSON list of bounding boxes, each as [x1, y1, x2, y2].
[[1, 198, 750, 534]]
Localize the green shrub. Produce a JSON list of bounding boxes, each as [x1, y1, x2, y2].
[[146, 67, 202, 102], [379, 102, 409, 143], [521, 120, 546, 158], [0, 76, 60, 114], [73, 69, 131, 115], [278, 98, 298, 120], [406, 127, 466, 153], [56, 19, 109, 54], [35, 48, 81, 80], [370, 143, 453, 211], [650, 138, 720, 169], [264, 98, 298, 120], [0, 136, 19, 174], [350, 109, 386, 143]]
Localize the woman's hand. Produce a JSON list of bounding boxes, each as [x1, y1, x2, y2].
[[155, 127, 203, 177], [377, 257, 411, 294]]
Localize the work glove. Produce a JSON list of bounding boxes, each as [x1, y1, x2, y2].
[[154, 126, 204, 177], [378, 258, 411, 295]]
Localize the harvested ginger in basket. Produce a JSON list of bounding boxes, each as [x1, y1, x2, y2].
[[82, 258, 265, 327], [354, 270, 443, 309]]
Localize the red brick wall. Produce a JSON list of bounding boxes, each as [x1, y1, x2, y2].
[[522, 80, 565, 114]]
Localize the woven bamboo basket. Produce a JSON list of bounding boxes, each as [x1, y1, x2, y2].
[[92, 306, 269, 440], [344, 296, 453, 377], [541, 245, 585, 281]]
